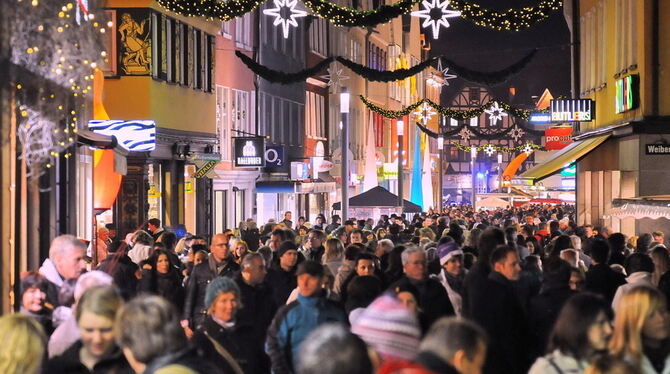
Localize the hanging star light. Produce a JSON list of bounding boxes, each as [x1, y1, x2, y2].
[[509, 125, 525, 142], [484, 101, 508, 126], [458, 126, 473, 142], [483, 144, 496, 157], [411, 0, 461, 39], [320, 62, 349, 93], [436, 58, 457, 86], [413, 102, 437, 123], [522, 143, 534, 155], [263, 0, 307, 39]]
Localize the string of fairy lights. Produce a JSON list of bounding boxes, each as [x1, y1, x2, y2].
[[11, 0, 109, 176], [157, 0, 562, 31], [451, 142, 544, 155]]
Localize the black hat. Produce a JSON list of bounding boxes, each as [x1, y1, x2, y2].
[[277, 241, 299, 259], [296, 260, 324, 277], [344, 220, 355, 226]]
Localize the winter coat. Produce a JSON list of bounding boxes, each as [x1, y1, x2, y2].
[[39, 258, 66, 308], [390, 276, 455, 330], [97, 252, 139, 300], [638, 353, 670, 374], [528, 284, 576, 360], [192, 315, 268, 374], [436, 269, 464, 317], [43, 340, 133, 374], [233, 273, 278, 352], [528, 349, 588, 374], [266, 293, 346, 374], [182, 256, 240, 327], [265, 265, 297, 306], [241, 228, 261, 252], [612, 271, 654, 310], [48, 313, 79, 358], [469, 271, 530, 374], [462, 261, 490, 318], [143, 346, 218, 374], [585, 263, 627, 303], [128, 243, 153, 265], [139, 268, 185, 313]]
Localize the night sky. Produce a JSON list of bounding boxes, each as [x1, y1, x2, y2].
[[430, 0, 572, 107]]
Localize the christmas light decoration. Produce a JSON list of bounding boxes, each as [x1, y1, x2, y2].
[[458, 127, 474, 142], [484, 101, 508, 126], [263, 0, 307, 39], [411, 0, 461, 39], [483, 144, 496, 156], [320, 63, 349, 93], [451, 141, 544, 154], [413, 102, 437, 123], [509, 126, 525, 142], [450, 0, 563, 31]]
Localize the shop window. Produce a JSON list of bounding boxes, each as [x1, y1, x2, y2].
[[184, 165, 197, 234], [214, 190, 228, 233], [147, 163, 163, 222]]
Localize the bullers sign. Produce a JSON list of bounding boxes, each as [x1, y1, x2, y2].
[[234, 137, 265, 167], [550, 99, 594, 122]]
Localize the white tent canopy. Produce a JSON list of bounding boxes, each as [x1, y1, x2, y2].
[[476, 196, 510, 210]]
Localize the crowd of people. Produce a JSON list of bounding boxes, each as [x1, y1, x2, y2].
[[3, 205, 670, 374]]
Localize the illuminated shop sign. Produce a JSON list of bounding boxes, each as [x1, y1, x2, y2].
[[615, 74, 639, 113], [88, 120, 156, 151], [528, 112, 552, 124], [234, 137, 265, 167], [550, 99, 594, 122], [545, 126, 573, 150]]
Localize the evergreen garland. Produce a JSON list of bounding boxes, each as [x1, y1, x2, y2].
[[236, 49, 538, 85], [235, 51, 334, 84], [302, 0, 420, 27], [451, 0, 563, 31], [157, 0, 264, 21], [451, 141, 545, 153], [360, 95, 532, 120]]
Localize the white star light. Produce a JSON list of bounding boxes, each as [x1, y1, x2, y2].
[[484, 144, 496, 157], [458, 127, 473, 142], [263, 0, 307, 39], [411, 0, 461, 39], [522, 143, 534, 156], [484, 102, 508, 126], [509, 125, 525, 142], [413, 102, 437, 123], [320, 63, 349, 93]]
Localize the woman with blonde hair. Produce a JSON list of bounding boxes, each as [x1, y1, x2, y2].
[[609, 285, 670, 373], [233, 240, 250, 264], [0, 314, 46, 374], [322, 238, 345, 277]]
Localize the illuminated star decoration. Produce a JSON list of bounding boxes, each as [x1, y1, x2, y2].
[[484, 101, 508, 126], [411, 0, 462, 39], [262, 0, 307, 39], [484, 144, 496, 157], [413, 102, 437, 123], [320, 63, 349, 93], [436, 58, 457, 86], [509, 125, 525, 142], [458, 127, 473, 142], [522, 143, 534, 156]]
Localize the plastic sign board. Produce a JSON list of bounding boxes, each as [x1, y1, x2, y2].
[[550, 99, 594, 122], [234, 137, 265, 167], [528, 112, 552, 124], [545, 127, 573, 150], [89, 120, 156, 151], [264, 146, 284, 168], [615, 74, 639, 113], [645, 144, 670, 155]]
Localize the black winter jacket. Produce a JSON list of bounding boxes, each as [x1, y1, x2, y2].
[[183, 257, 240, 326]]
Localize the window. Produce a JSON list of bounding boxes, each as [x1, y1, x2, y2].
[[221, 20, 232, 38], [232, 90, 250, 136], [309, 18, 328, 56], [349, 38, 361, 63], [450, 118, 458, 127], [235, 13, 252, 50], [470, 117, 478, 127], [373, 113, 384, 147], [614, 0, 636, 75], [388, 44, 401, 100], [101, 9, 117, 76], [305, 92, 326, 139], [216, 86, 231, 160]]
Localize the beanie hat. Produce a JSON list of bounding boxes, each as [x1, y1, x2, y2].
[[204, 277, 240, 310], [277, 241, 298, 259], [351, 293, 421, 361], [437, 242, 464, 266], [296, 260, 324, 278]]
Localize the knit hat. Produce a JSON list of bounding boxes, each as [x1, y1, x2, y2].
[[437, 242, 463, 266], [351, 293, 421, 361], [296, 260, 324, 278], [204, 277, 240, 310], [277, 241, 299, 259]]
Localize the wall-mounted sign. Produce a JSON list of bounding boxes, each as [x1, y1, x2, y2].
[[616, 74, 639, 113], [645, 143, 670, 155], [234, 137, 265, 167], [550, 99, 594, 122], [545, 127, 573, 150], [89, 120, 156, 151], [264, 146, 284, 168], [318, 159, 334, 172], [528, 111, 552, 124], [382, 163, 398, 180], [290, 162, 310, 180]]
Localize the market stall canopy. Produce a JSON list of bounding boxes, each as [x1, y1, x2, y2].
[[608, 197, 670, 219], [519, 135, 611, 182], [476, 196, 510, 209], [332, 186, 422, 212]]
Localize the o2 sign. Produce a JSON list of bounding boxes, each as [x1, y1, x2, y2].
[[265, 146, 284, 168]]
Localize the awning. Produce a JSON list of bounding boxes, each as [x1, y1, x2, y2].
[[77, 129, 118, 149], [518, 134, 610, 182], [256, 181, 295, 193], [608, 197, 670, 219]]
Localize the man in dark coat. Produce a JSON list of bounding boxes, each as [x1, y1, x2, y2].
[[389, 247, 454, 330], [298, 229, 326, 262], [528, 258, 576, 361], [182, 233, 240, 331], [462, 227, 506, 317], [585, 239, 626, 303], [469, 245, 530, 374], [265, 241, 299, 306]]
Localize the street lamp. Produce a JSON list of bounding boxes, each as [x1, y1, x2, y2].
[[397, 119, 404, 210], [340, 88, 350, 222], [437, 135, 444, 212], [471, 147, 477, 210]]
